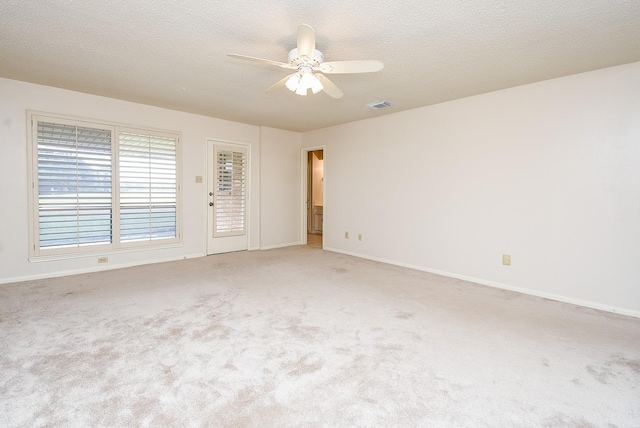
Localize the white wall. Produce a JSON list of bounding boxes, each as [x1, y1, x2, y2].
[[0, 78, 298, 282], [302, 62, 640, 316], [259, 126, 302, 249]]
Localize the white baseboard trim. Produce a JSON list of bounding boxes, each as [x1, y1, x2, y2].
[[260, 242, 301, 251], [0, 253, 205, 285], [323, 247, 640, 319]]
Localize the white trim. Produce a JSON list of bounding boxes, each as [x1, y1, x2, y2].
[[27, 109, 179, 137], [206, 139, 252, 255], [323, 246, 640, 319], [27, 242, 184, 262], [27, 110, 182, 259], [301, 145, 326, 247], [260, 242, 301, 251], [0, 253, 204, 285]]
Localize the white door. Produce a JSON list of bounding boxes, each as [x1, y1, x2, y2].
[[207, 141, 249, 254]]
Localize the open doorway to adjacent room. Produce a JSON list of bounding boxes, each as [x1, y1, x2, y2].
[[305, 149, 324, 248]]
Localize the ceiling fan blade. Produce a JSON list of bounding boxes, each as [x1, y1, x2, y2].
[[319, 60, 384, 74], [317, 75, 343, 99], [297, 24, 316, 59], [228, 53, 293, 69], [266, 74, 292, 93]]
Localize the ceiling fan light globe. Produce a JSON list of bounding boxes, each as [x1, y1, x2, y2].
[[295, 85, 308, 96], [310, 75, 324, 94], [299, 72, 314, 88], [285, 74, 300, 91]]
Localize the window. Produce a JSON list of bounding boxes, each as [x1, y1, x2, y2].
[[28, 112, 181, 258], [213, 145, 247, 237], [119, 131, 178, 243]]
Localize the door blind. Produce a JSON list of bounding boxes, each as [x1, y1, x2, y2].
[[119, 132, 177, 242], [214, 149, 246, 236], [36, 121, 113, 249]]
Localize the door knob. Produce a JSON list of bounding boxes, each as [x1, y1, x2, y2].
[[209, 202, 214, 206]]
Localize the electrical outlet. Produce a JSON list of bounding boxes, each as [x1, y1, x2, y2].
[[502, 254, 511, 266], [98, 257, 108, 263], [344, 231, 349, 239], [195, 176, 203, 183], [358, 233, 363, 241]]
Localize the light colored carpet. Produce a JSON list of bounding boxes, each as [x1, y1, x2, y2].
[[1, 246, 639, 427]]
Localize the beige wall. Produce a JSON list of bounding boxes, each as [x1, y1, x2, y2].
[[302, 61, 640, 316], [0, 78, 300, 281], [259, 127, 302, 249]]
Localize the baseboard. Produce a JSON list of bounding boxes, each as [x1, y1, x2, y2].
[[323, 247, 640, 319], [1, 246, 300, 284], [260, 242, 301, 251], [0, 253, 205, 285]]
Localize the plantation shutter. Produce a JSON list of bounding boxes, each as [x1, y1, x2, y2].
[[214, 147, 247, 237], [119, 132, 178, 243], [36, 121, 113, 250]]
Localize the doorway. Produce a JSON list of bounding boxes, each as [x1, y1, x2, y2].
[[306, 149, 324, 248], [206, 141, 249, 254]]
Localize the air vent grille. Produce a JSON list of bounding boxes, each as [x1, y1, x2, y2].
[[366, 100, 393, 109]]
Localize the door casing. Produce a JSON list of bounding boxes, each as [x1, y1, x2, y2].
[[207, 140, 250, 255], [301, 146, 325, 246]]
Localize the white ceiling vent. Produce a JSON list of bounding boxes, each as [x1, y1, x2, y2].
[[366, 100, 393, 109]]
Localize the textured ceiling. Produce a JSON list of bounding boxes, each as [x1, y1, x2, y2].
[[1, 1, 639, 132]]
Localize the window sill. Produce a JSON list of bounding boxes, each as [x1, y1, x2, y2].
[[29, 241, 184, 263]]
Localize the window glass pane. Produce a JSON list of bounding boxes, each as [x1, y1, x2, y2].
[[215, 149, 246, 235], [37, 122, 112, 249], [119, 132, 177, 242]]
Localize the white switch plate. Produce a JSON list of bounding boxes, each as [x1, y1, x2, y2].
[[344, 232, 349, 239], [502, 254, 511, 266]]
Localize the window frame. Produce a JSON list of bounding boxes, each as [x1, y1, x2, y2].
[[27, 111, 182, 260]]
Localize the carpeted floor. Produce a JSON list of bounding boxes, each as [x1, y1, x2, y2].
[[1, 246, 639, 427]]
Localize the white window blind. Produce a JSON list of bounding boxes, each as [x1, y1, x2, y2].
[[119, 132, 177, 243], [29, 112, 181, 258], [36, 121, 113, 250], [214, 148, 246, 236]]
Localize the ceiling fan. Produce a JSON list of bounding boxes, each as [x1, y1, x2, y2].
[[228, 24, 384, 99]]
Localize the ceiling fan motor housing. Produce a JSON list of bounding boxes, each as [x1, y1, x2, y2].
[[288, 48, 324, 67]]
